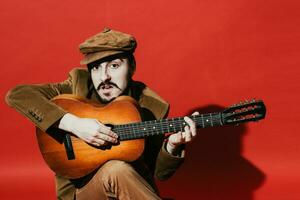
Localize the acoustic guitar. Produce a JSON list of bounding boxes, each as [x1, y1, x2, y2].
[[36, 94, 266, 179]]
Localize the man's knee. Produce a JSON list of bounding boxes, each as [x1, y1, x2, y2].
[[100, 160, 135, 181]]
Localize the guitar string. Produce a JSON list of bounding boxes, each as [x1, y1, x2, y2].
[[126, 113, 253, 137], [114, 114, 221, 137], [116, 121, 221, 139], [115, 115, 221, 131], [114, 112, 221, 131], [114, 116, 220, 137], [114, 114, 222, 139]]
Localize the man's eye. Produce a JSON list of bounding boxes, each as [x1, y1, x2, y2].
[[91, 66, 99, 71], [110, 63, 119, 69]]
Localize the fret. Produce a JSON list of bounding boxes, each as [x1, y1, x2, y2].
[[174, 118, 178, 132], [136, 123, 141, 137], [122, 124, 128, 140], [146, 121, 153, 136], [173, 118, 178, 132], [141, 121, 148, 137], [121, 124, 126, 140], [179, 117, 183, 132], [149, 121, 155, 136], [152, 121, 159, 136], [125, 124, 130, 139], [210, 113, 217, 127], [171, 118, 176, 132], [214, 112, 222, 126], [126, 124, 133, 139], [137, 124, 142, 138], [151, 121, 157, 136], [201, 114, 205, 128], [128, 124, 133, 139], [210, 113, 213, 127], [114, 126, 120, 138], [159, 119, 165, 134], [118, 125, 124, 140], [166, 118, 170, 133], [219, 112, 223, 125], [179, 118, 183, 132], [143, 121, 148, 136], [173, 119, 177, 132], [128, 124, 134, 139], [157, 121, 162, 135], [118, 125, 123, 140], [131, 123, 137, 138], [151, 122, 156, 135], [204, 114, 210, 127]]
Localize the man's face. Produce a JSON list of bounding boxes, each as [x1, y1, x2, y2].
[[91, 58, 130, 103]]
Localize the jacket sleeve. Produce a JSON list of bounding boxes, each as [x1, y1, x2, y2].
[[5, 69, 75, 132], [155, 141, 185, 181]]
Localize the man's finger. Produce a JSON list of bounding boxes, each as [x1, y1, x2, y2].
[[192, 111, 200, 116], [103, 129, 118, 139], [174, 131, 183, 144], [184, 126, 192, 142], [184, 116, 197, 137], [96, 132, 118, 143], [90, 138, 106, 146]]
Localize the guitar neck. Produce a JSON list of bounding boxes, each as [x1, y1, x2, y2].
[[113, 112, 223, 141]]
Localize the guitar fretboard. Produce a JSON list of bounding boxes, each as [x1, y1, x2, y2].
[[113, 112, 223, 141]]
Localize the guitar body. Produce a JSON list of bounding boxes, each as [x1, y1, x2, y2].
[[36, 94, 145, 179]]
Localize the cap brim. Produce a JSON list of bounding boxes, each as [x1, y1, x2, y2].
[[80, 50, 125, 65]]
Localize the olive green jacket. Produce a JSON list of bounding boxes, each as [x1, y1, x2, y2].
[[6, 68, 184, 200]]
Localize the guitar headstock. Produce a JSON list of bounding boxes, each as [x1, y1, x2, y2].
[[222, 99, 266, 125]]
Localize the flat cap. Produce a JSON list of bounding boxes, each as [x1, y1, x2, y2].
[[79, 28, 137, 65]]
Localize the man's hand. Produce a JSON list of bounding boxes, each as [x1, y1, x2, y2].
[[166, 111, 199, 155], [59, 113, 118, 147]]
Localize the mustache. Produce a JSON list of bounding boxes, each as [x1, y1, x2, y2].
[[96, 81, 120, 90]]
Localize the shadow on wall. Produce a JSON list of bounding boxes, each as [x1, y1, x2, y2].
[[162, 105, 266, 200]]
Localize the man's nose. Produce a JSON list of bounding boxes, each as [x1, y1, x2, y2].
[[100, 67, 111, 82]]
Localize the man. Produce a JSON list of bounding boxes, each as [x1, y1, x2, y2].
[[6, 28, 198, 200]]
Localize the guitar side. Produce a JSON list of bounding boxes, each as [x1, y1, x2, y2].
[[36, 95, 145, 179]]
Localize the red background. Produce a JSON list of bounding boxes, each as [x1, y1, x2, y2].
[[1, 0, 299, 199]]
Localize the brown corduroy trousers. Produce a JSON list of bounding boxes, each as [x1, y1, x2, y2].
[[76, 160, 162, 200]]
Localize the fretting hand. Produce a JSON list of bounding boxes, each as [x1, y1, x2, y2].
[[166, 111, 199, 155]]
